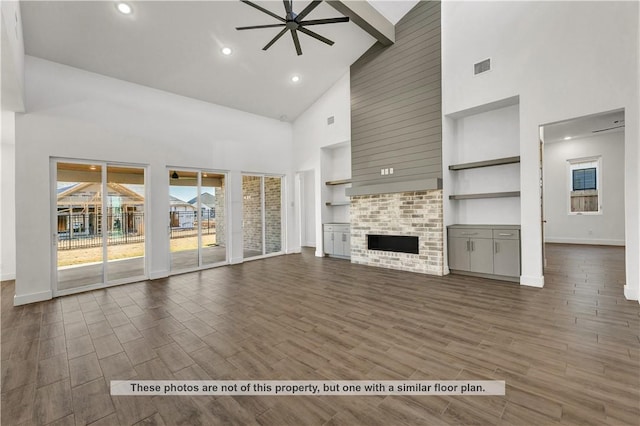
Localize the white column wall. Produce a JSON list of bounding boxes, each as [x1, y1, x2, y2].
[[292, 71, 352, 257], [15, 57, 293, 305], [442, 1, 639, 294], [1, 109, 16, 280]]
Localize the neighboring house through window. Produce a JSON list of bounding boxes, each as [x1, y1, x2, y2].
[[568, 157, 601, 214]]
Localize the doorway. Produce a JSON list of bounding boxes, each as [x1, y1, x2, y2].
[[540, 109, 626, 274], [169, 169, 227, 273], [53, 160, 147, 295]]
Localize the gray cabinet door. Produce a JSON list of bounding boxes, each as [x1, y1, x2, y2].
[[494, 239, 520, 277], [448, 237, 470, 271], [469, 238, 494, 274], [323, 231, 333, 255], [342, 232, 351, 257]]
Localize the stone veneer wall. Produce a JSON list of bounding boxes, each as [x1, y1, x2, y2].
[[242, 175, 282, 254], [242, 175, 263, 252], [350, 190, 443, 275], [214, 180, 225, 247], [264, 177, 282, 253]]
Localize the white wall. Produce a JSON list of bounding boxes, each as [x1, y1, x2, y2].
[[1, 0, 25, 111], [14, 56, 293, 305], [1, 109, 16, 280], [544, 132, 625, 246], [442, 1, 639, 296], [302, 169, 316, 247], [292, 71, 351, 256]]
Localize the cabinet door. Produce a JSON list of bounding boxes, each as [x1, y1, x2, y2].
[[448, 237, 470, 271], [323, 231, 334, 255], [343, 232, 351, 258], [469, 238, 494, 274], [494, 239, 520, 277]]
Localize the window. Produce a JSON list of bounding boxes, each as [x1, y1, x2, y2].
[[568, 158, 601, 214]]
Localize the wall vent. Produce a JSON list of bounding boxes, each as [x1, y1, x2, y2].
[[474, 58, 491, 75], [327, 116, 335, 125]]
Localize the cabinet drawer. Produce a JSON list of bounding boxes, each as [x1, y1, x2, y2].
[[333, 225, 350, 233], [323, 225, 334, 232], [448, 228, 493, 239], [493, 229, 519, 240]]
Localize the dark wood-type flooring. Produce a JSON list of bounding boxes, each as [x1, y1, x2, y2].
[[1, 244, 638, 425]]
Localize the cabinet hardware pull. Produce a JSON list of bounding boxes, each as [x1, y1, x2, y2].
[[471, 241, 474, 251], [461, 232, 478, 235], [495, 241, 499, 253], [498, 233, 512, 236], [466, 240, 470, 251]]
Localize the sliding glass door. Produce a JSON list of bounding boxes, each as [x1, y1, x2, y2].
[[55, 161, 146, 294], [242, 174, 283, 259], [169, 169, 226, 273]]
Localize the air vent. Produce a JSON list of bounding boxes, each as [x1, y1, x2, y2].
[[474, 58, 491, 75], [327, 116, 335, 125]]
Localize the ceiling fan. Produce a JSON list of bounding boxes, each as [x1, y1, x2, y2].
[[236, 0, 350, 56]]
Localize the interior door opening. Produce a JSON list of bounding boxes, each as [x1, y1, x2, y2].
[[539, 109, 626, 278]]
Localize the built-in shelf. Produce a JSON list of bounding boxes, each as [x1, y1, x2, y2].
[[449, 156, 520, 171], [449, 191, 520, 200], [325, 179, 352, 186], [325, 201, 350, 206]]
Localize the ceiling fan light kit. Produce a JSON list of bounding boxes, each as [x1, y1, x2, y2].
[[236, 0, 349, 56]]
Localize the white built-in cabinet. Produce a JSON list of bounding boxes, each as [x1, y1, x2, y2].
[[323, 224, 351, 258]]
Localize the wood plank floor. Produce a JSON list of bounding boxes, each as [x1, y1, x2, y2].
[[2, 244, 638, 425]]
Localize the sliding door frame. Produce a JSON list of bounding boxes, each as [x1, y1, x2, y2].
[[51, 157, 149, 297], [167, 166, 229, 275], [242, 173, 286, 261]]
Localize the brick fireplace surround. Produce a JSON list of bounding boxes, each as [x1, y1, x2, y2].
[[350, 190, 444, 275]]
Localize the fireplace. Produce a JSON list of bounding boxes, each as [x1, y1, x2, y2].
[[350, 190, 444, 275], [367, 235, 419, 254]]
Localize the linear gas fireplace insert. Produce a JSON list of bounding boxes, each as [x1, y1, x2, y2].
[[367, 234, 419, 254]]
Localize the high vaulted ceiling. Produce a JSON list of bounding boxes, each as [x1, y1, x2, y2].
[[21, 1, 415, 121]]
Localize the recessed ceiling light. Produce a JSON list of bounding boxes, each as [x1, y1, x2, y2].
[[89, 165, 97, 170], [116, 2, 132, 15], [221, 47, 232, 56], [564, 136, 572, 140], [291, 75, 300, 83]]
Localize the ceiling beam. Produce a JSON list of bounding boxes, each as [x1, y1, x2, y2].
[[326, 1, 395, 46]]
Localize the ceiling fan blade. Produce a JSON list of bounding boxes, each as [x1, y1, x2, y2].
[[240, 0, 285, 22], [263, 27, 289, 50], [283, 0, 292, 16], [236, 23, 287, 30], [299, 17, 349, 26], [298, 27, 334, 46], [291, 29, 303, 56], [295, 0, 322, 21]]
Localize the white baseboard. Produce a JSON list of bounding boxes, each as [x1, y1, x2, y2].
[[14, 290, 52, 306], [443, 266, 450, 275], [545, 237, 625, 246], [1, 273, 16, 281], [315, 249, 324, 258], [520, 275, 544, 288], [304, 242, 316, 248], [230, 257, 244, 265], [624, 285, 639, 301], [286, 248, 302, 254], [149, 270, 169, 280]]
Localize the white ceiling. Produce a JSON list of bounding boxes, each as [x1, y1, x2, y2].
[[20, 1, 416, 121], [543, 110, 625, 144]]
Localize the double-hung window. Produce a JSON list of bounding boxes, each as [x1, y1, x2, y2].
[[568, 157, 601, 214]]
